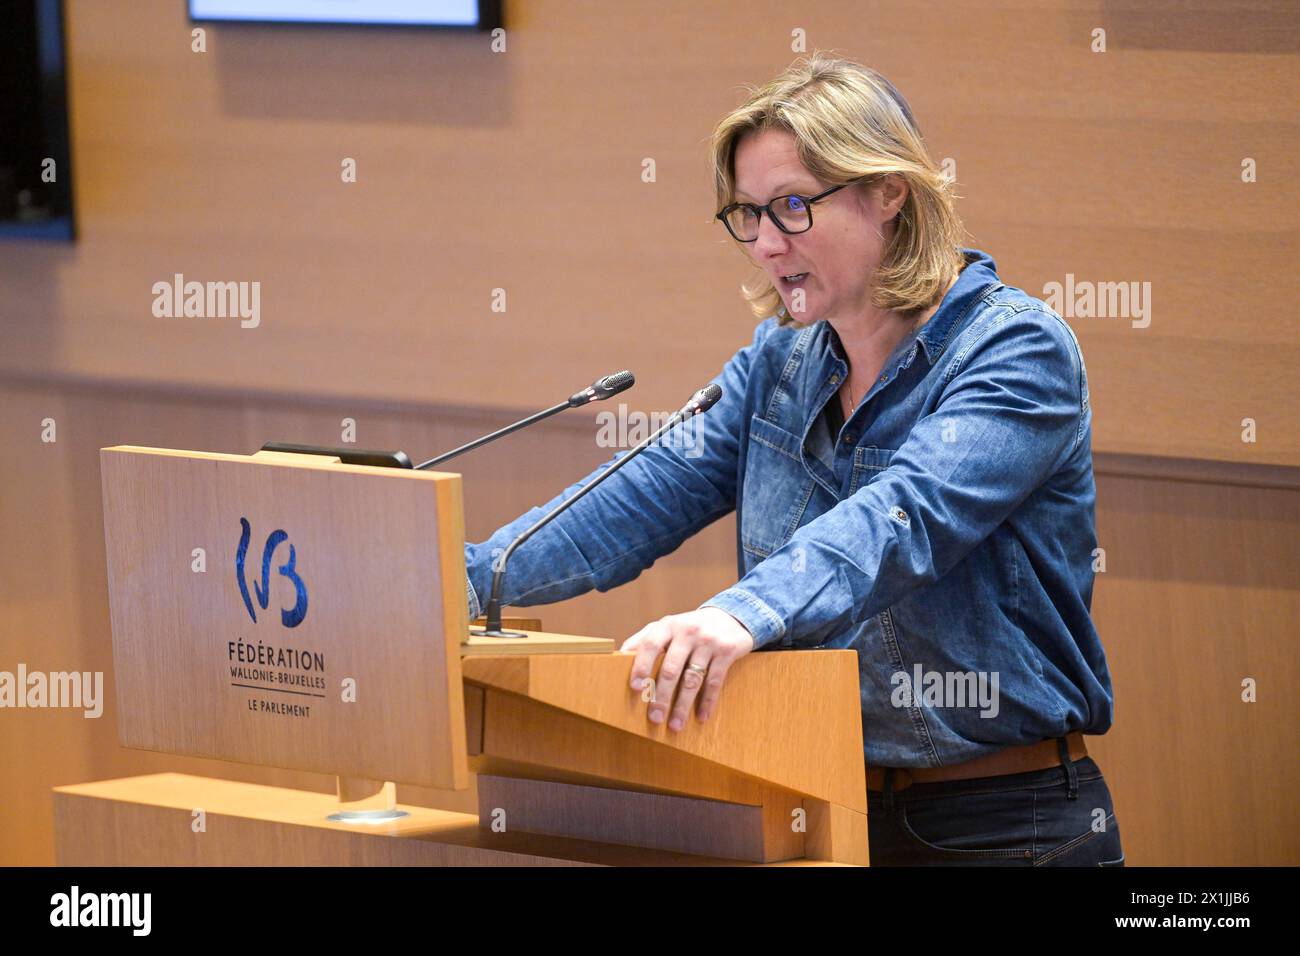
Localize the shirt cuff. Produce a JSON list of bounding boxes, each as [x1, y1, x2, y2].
[[700, 587, 787, 650], [466, 575, 482, 621]]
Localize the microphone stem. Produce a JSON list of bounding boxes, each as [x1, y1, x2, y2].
[[479, 408, 690, 635], [415, 401, 570, 470]]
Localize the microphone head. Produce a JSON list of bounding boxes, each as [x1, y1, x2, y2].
[[569, 370, 635, 407], [696, 382, 723, 411], [595, 370, 635, 398], [683, 382, 723, 417]]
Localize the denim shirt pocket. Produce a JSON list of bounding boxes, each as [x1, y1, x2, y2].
[[848, 444, 898, 496], [741, 413, 817, 560]]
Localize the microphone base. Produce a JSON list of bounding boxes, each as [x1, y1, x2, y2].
[[469, 627, 530, 639]]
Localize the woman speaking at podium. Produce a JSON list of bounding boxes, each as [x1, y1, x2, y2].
[[465, 54, 1122, 867]]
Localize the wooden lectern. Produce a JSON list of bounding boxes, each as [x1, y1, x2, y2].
[[53, 446, 868, 866]]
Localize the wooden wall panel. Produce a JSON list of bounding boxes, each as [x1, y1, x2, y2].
[[0, 1, 1294, 461], [1088, 467, 1300, 866]]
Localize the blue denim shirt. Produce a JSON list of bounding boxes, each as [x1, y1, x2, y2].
[[465, 248, 1114, 768]]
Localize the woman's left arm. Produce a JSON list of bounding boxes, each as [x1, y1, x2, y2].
[[701, 307, 1089, 651]]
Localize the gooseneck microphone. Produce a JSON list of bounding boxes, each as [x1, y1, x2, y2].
[[473, 382, 724, 638], [259, 372, 634, 471], [414, 371, 635, 471]]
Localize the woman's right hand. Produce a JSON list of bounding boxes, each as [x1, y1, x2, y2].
[[621, 606, 754, 732]]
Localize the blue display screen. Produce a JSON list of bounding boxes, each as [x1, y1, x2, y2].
[[189, 1, 497, 28]]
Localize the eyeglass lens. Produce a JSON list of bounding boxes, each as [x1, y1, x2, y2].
[[724, 195, 811, 240]]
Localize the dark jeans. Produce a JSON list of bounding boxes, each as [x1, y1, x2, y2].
[[866, 741, 1125, 866]]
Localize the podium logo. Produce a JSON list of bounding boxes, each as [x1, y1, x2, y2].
[[235, 518, 308, 628]]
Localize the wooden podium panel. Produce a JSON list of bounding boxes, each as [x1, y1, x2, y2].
[[461, 650, 870, 864], [463, 651, 868, 813], [100, 446, 470, 789], [85, 444, 871, 865], [52, 775, 846, 867]]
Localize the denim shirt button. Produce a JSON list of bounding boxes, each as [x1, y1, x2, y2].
[[829, 374, 841, 385], [843, 432, 856, 445]]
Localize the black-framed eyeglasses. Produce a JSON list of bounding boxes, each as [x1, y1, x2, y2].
[[715, 183, 852, 242]]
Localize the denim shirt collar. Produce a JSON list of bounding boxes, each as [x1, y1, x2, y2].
[[915, 247, 1000, 363], [818, 247, 1000, 370], [796, 248, 1003, 491]]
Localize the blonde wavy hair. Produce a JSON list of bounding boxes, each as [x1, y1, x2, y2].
[[709, 53, 967, 326]]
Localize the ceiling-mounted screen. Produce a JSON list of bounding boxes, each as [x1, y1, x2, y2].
[[0, 0, 74, 241], [189, 1, 501, 29]]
